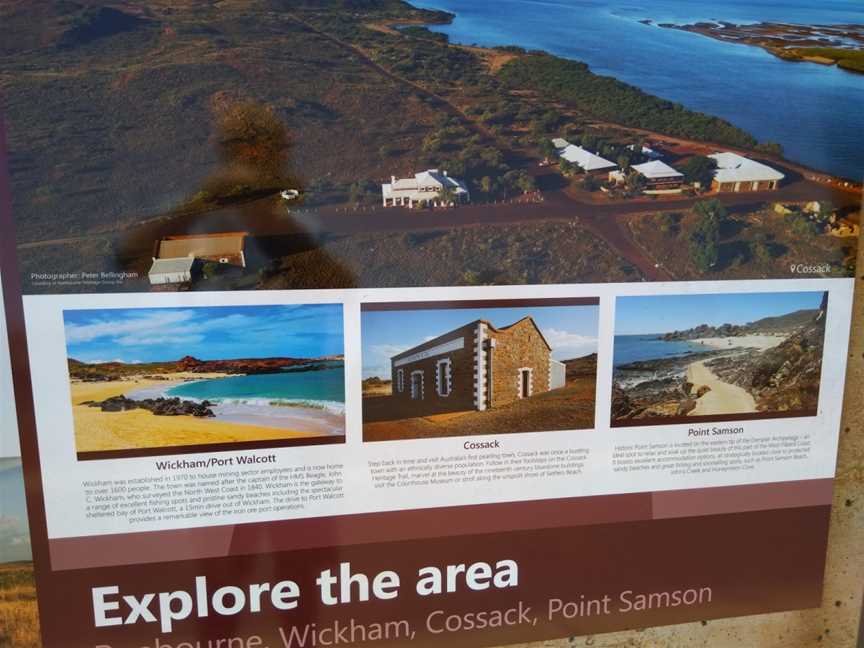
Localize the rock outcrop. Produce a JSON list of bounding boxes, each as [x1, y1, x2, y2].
[[661, 307, 821, 341], [706, 310, 826, 412], [84, 396, 215, 418]]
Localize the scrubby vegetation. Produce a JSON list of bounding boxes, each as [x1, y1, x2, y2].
[[497, 54, 758, 148], [260, 220, 640, 289], [626, 201, 853, 280], [778, 47, 864, 73], [0, 563, 39, 648]]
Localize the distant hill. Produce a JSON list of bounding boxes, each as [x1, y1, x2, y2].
[[662, 305, 824, 341], [68, 355, 344, 380], [562, 353, 597, 380]]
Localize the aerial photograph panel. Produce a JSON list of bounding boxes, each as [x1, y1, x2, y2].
[[1, 0, 859, 293]]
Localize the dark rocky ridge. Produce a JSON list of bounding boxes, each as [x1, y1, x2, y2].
[[68, 356, 344, 380], [562, 353, 598, 380], [706, 312, 827, 412], [83, 395, 215, 417]]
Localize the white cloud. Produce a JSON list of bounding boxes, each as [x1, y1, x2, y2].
[[543, 328, 598, 360], [115, 334, 206, 347], [65, 310, 197, 344], [365, 343, 410, 379]]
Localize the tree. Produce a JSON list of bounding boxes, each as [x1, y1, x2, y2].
[[438, 186, 458, 206], [755, 141, 783, 156], [655, 211, 676, 233], [817, 200, 836, 223], [624, 170, 646, 195], [559, 158, 575, 176], [689, 225, 719, 272], [680, 155, 718, 191], [503, 170, 536, 194], [201, 261, 221, 279], [539, 139, 557, 161], [616, 154, 632, 171], [694, 198, 728, 225], [751, 232, 773, 264], [689, 200, 724, 272], [580, 132, 599, 152], [786, 212, 820, 237], [581, 174, 600, 192], [479, 176, 496, 195]]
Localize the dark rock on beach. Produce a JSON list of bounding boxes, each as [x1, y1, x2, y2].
[[87, 395, 215, 418]]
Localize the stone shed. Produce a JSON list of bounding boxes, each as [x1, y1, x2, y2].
[[390, 317, 563, 414]]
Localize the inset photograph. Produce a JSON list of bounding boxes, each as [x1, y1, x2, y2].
[[612, 291, 828, 426], [362, 298, 599, 441], [63, 304, 345, 459]]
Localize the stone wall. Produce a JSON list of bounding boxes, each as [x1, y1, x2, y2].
[[488, 318, 551, 407], [391, 323, 476, 414]]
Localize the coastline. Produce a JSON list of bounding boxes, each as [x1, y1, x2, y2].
[[405, 0, 864, 182], [71, 375, 344, 453], [689, 334, 786, 351]]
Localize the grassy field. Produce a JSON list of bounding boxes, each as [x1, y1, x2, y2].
[[0, 563, 40, 648]]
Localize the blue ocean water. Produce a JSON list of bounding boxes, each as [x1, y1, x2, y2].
[[613, 334, 704, 367], [411, 0, 864, 180], [167, 364, 345, 413]]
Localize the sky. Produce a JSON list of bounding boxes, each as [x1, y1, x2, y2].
[[615, 291, 826, 336], [362, 305, 599, 379], [64, 304, 344, 364]]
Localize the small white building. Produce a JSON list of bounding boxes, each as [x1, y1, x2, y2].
[[710, 152, 784, 192], [382, 169, 470, 208], [148, 257, 194, 285], [550, 359, 566, 390], [559, 144, 617, 173]]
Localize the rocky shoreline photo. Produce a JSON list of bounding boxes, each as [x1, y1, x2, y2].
[[612, 292, 828, 423]]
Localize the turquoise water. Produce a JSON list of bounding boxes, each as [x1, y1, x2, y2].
[[613, 334, 704, 367], [411, 0, 864, 179], [167, 363, 345, 413]]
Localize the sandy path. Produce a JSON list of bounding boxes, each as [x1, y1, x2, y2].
[[686, 362, 756, 415]]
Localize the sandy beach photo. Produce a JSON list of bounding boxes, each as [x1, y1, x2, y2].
[[611, 291, 828, 425], [63, 304, 346, 458], [361, 299, 599, 441]]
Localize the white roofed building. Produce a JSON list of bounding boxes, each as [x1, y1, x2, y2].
[[633, 160, 684, 193], [382, 169, 470, 208], [148, 257, 194, 286], [709, 152, 784, 192], [559, 144, 617, 174]]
